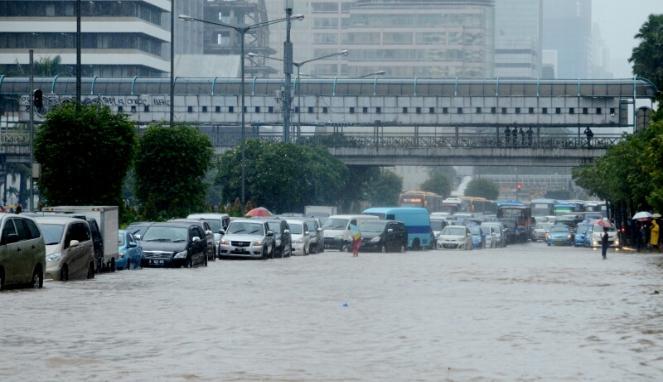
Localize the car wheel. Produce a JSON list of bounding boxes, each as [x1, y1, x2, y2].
[[33, 266, 44, 288], [204, 255, 208, 267], [60, 264, 69, 281], [110, 258, 116, 273], [261, 246, 268, 259], [87, 262, 95, 279]]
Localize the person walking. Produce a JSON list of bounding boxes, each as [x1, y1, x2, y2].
[[526, 127, 534, 147], [504, 127, 511, 147], [650, 219, 660, 252], [601, 227, 610, 260], [349, 219, 362, 257], [584, 127, 594, 148], [519, 128, 525, 146]]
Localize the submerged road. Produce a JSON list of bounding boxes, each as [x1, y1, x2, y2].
[[1, 244, 662, 381]]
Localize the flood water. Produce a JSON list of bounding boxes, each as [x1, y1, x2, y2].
[[2, 244, 662, 381]]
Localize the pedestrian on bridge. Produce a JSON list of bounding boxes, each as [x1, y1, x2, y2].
[[584, 127, 594, 148], [527, 127, 534, 147], [504, 127, 511, 147], [519, 128, 525, 146]]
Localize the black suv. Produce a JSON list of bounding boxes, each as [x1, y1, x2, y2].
[[359, 220, 408, 253]]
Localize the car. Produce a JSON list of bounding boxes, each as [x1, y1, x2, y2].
[[322, 215, 379, 251], [481, 222, 507, 248], [303, 217, 324, 253], [438, 225, 472, 250], [358, 220, 408, 253], [481, 225, 495, 248], [468, 225, 484, 249], [532, 222, 553, 241], [286, 219, 312, 256], [430, 218, 448, 242], [35, 216, 96, 281], [140, 222, 208, 268], [0, 214, 46, 290], [546, 224, 574, 246], [262, 218, 292, 258], [589, 223, 620, 249], [186, 213, 230, 257], [362, 207, 434, 250], [169, 219, 216, 261], [574, 222, 592, 247], [116, 230, 143, 270], [126, 221, 154, 241], [218, 219, 276, 259]]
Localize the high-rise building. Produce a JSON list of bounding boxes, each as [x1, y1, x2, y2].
[[542, 0, 592, 79], [0, 0, 172, 77], [494, 0, 542, 79]]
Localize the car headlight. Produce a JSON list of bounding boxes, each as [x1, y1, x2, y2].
[[567, 234, 572, 239], [174, 250, 187, 259], [47, 253, 62, 263], [371, 236, 380, 243], [252, 240, 263, 246]]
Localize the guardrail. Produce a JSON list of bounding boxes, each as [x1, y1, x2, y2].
[[199, 130, 621, 151]]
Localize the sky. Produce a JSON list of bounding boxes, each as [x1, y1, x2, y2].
[[592, 0, 663, 78]]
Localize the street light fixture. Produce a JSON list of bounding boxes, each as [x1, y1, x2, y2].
[[248, 50, 349, 137], [179, 13, 303, 212]]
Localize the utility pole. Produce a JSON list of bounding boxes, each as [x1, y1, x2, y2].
[[29, 49, 34, 211], [170, 0, 175, 127], [283, 0, 294, 143], [75, 0, 81, 109]]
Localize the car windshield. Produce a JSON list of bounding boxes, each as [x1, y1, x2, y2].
[[323, 218, 348, 230], [430, 220, 445, 230], [40, 224, 64, 245], [142, 226, 188, 242], [442, 227, 465, 236], [202, 219, 222, 232], [127, 224, 150, 237], [469, 226, 481, 235], [267, 222, 281, 233], [576, 225, 589, 234], [227, 222, 264, 236], [289, 224, 303, 234], [551, 226, 568, 233], [117, 231, 126, 246], [358, 221, 387, 234]]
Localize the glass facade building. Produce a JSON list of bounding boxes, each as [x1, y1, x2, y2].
[[494, 0, 543, 79]]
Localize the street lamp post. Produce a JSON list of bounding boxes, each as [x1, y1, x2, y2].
[[179, 13, 303, 213], [248, 50, 349, 137]]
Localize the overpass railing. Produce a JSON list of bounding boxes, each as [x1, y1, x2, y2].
[[201, 130, 622, 150]]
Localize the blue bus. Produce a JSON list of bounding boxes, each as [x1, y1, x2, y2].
[[553, 201, 584, 216], [497, 200, 532, 243], [530, 198, 556, 218], [362, 207, 433, 250]]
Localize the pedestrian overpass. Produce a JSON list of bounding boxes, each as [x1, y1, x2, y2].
[[0, 76, 657, 167]]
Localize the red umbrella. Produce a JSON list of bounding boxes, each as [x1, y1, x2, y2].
[[245, 207, 272, 217], [594, 219, 612, 228]]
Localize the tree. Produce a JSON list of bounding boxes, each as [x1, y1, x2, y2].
[[465, 179, 499, 200], [365, 169, 403, 206], [216, 140, 348, 213], [630, 14, 663, 102], [34, 103, 136, 206], [421, 169, 453, 198], [135, 124, 213, 220]]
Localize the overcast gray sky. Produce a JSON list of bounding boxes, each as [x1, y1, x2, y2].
[[593, 0, 663, 78]]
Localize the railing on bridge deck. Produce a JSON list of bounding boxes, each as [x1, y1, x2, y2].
[[196, 129, 622, 151]]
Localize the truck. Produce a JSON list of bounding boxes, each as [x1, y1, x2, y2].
[[304, 206, 337, 219], [41, 206, 119, 272]]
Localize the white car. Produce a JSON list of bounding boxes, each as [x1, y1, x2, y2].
[[35, 216, 96, 281], [437, 225, 473, 250], [287, 219, 312, 256], [590, 224, 620, 248]]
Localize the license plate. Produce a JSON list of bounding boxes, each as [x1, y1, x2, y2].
[[150, 259, 164, 265]]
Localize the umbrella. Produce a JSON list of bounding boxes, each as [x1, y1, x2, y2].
[[245, 207, 272, 217], [653, 213, 662, 219], [594, 219, 612, 228], [632, 211, 653, 221]]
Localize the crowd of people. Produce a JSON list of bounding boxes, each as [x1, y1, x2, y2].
[[500, 126, 595, 148]]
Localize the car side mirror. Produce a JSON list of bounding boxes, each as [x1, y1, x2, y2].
[[317, 227, 322, 232], [304, 231, 309, 235], [69, 239, 80, 248], [128, 241, 138, 248], [192, 236, 201, 243], [134, 234, 142, 241], [3, 233, 19, 245], [219, 230, 225, 235]]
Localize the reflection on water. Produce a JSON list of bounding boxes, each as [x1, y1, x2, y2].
[[1, 244, 662, 381]]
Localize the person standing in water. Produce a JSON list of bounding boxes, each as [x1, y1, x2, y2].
[[601, 227, 609, 260], [349, 219, 362, 257]]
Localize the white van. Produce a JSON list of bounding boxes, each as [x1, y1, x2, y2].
[[322, 214, 379, 251]]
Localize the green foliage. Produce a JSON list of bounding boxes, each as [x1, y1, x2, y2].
[[421, 169, 453, 198], [465, 178, 500, 200], [216, 140, 348, 213], [135, 124, 213, 220], [365, 169, 403, 206], [630, 14, 663, 102], [34, 103, 136, 206]]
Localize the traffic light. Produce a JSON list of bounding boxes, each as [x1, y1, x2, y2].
[[33, 89, 43, 109], [516, 182, 523, 190]]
